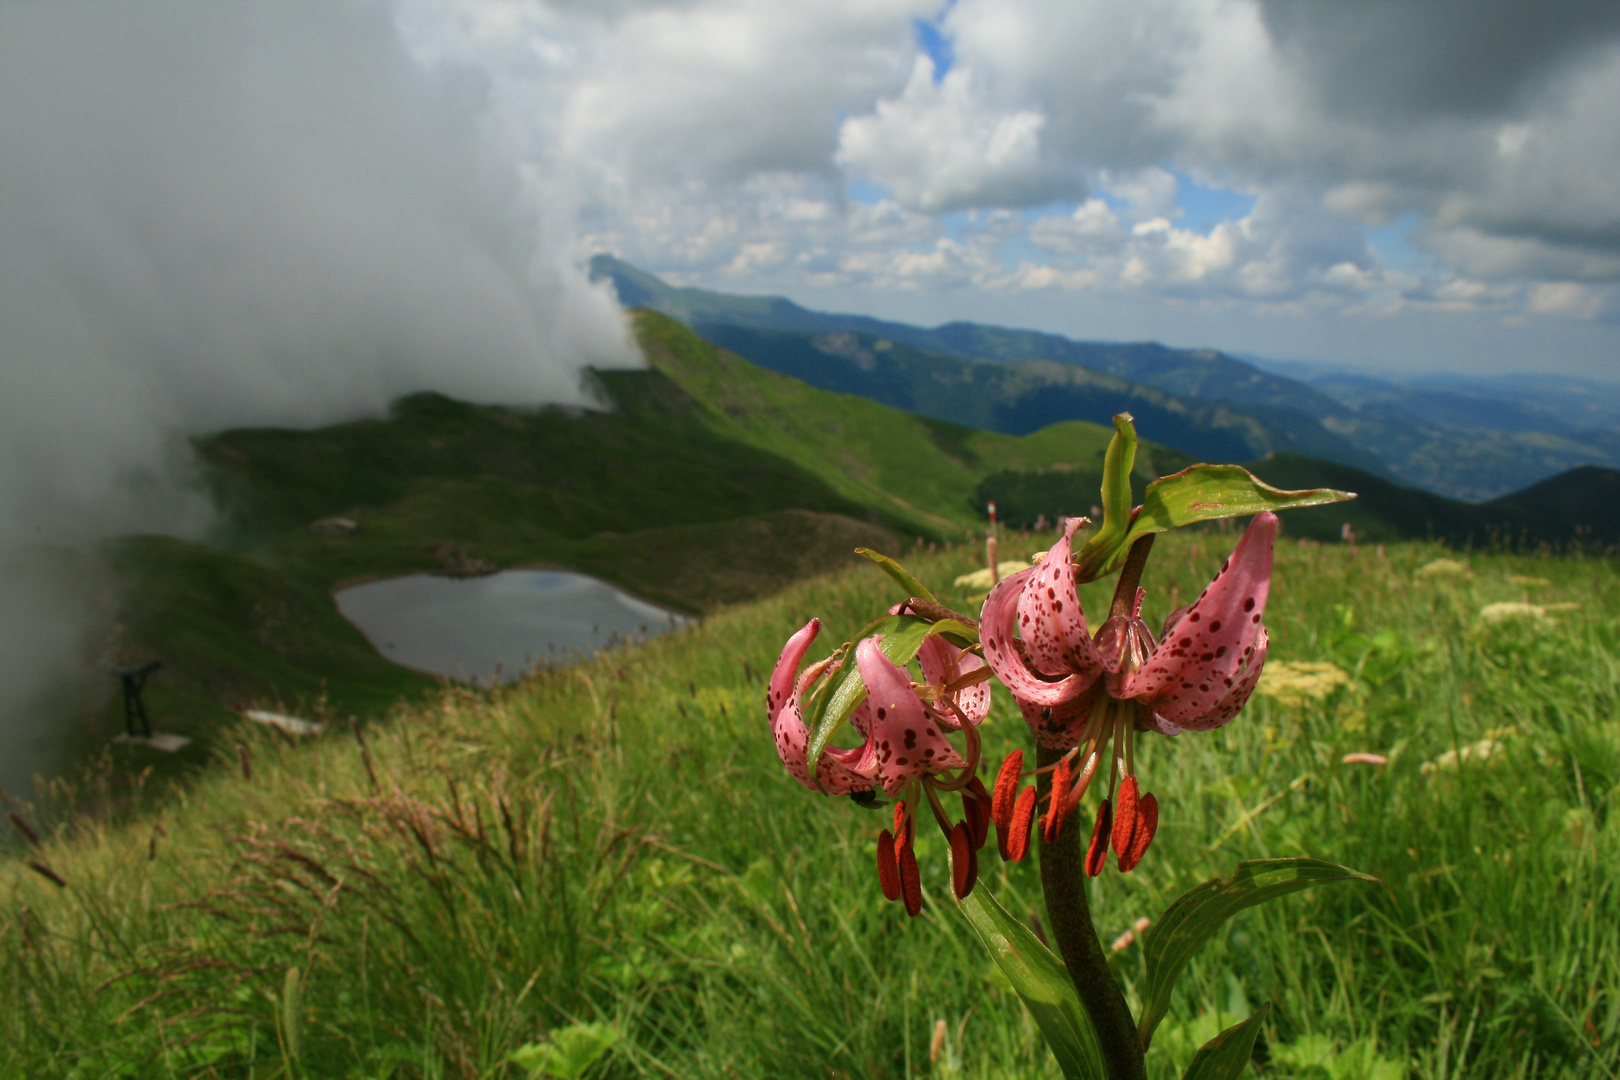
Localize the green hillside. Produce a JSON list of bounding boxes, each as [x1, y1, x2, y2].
[[694, 324, 1309, 465], [83, 312, 1187, 784]]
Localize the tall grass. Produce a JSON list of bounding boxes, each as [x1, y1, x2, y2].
[[4, 533, 1617, 1078]]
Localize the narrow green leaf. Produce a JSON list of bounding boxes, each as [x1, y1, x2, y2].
[[805, 615, 964, 782], [854, 547, 938, 604], [1100, 413, 1138, 534], [957, 888, 1106, 1080], [1139, 859, 1377, 1047], [1181, 1004, 1271, 1080], [280, 966, 303, 1063], [1072, 414, 1138, 579], [1116, 465, 1354, 570], [926, 618, 980, 648]]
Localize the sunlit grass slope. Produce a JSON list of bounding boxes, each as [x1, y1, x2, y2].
[[83, 312, 1178, 799], [198, 310, 1177, 602], [7, 534, 1617, 1078]]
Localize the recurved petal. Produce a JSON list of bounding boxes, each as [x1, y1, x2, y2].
[[917, 635, 991, 729], [768, 619, 820, 725], [769, 619, 876, 794], [981, 567, 1092, 709], [772, 686, 877, 794], [1017, 518, 1103, 679], [1123, 511, 1276, 726], [858, 637, 966, 795], [771, 690, 876, 794], [1163, 625, 1269, 733]]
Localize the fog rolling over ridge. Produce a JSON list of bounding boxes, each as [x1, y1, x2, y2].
[[0, 0, 635, 795]]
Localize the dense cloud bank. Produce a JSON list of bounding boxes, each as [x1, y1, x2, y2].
[[0, 0, 632, 550], [0, 0, 634, 787]]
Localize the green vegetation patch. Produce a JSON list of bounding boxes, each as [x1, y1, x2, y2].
[[6, 535, 1618, 1077]]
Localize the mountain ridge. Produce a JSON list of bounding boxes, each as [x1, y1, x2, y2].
[[592, 255, 1620, 500]]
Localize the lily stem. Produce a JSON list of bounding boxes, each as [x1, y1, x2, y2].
[[1036, 744, 1147, 1080], [1108, 535, 1157, 619]]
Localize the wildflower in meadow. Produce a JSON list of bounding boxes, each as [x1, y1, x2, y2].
[[761, 414, 1368, 1079], [980, 511, 1276, 876], [768, 617, 992, 915]]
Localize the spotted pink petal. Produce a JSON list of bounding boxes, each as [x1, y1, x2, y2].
[[768, 620, 877, 794], [1017, 518, 1103, 680], [1124, 512, 1276, 727], [916, 635, 991, 730], [1161, 625, 1268, 732], [1017, 679, 1105, 749], [857, 637, 967, 795], [768, 619, 821, 725], [980, 567, 1094, 709]]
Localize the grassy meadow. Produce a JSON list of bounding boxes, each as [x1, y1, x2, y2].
[[5, 530, 1617, 1078]]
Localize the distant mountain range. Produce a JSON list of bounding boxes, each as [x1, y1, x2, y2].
[[592, 255, 1620, 502]]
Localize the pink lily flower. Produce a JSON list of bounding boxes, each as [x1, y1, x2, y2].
[[981, 512, 1276, 875], [768, 618, 993, 914]]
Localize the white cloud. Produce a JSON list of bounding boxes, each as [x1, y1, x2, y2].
[[413, 0, 1620, 351], [1, 0, 640, 776], [835, 57, 1072, 213], [1, 0, 637, 550]]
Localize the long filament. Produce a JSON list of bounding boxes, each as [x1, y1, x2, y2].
[[921, 778, 954, 835]]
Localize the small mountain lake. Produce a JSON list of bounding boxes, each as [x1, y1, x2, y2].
[[334, 570, 691, 684]]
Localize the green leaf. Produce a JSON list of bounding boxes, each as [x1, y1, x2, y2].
[[1181, 1004, 1271, 1080], [854, 547, 937, 603], [1072, 414, 1138, 580], [925, 618, 979, 648], [509, 1022, 619, 1079], [957, 887, 1106, 1080], [804, 615, 959, 783], [1139, 859, 1378, 1047], [1114, 465, 1354, 572], [279, 966, 303, 1063]]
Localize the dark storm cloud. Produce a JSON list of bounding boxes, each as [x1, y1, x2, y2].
[[1261, 0, 1620, 121]]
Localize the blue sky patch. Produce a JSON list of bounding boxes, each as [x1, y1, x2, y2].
[[914, 4, 956, 82], [1173, 174, 1256, 231], [844, 179, 892, 206], [1361, 212, 1427, 273]]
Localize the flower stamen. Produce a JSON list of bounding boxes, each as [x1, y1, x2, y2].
[[897, 836, 923, 916], [877, 830, 902, 901], [1043, 755, 1076, 842], [1085, 799, 1113, 877], [949, 822, 978, 898], [960, 777, 991, 850], [1005, 786, 1038, 862]]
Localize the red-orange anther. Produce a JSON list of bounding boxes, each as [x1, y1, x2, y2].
[[893, 798, 911, 844], [1086, 798, 1113, 877], [877, 829, 902, 901], [898, 836, 924, 917], [962, 777, 991, 850], [1118, 792, 1158, 872], [1043, 756, 1074, 843], [1111, 776, 1141, 857], [949, 822, 978, 898], [991, 751, 1023, 828], [1004, 785, 1038, 862]]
